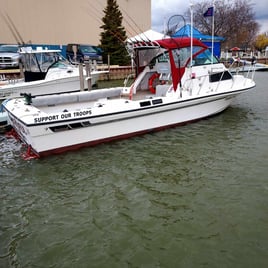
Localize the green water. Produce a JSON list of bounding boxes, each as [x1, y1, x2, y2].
[[1, 72, 268, 267]]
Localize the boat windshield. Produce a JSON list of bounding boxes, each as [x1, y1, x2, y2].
[[193, 48, 219, 66], [172, 46, 219, 67], [22, 51, 66, 72], [136, 47, 166, 68]]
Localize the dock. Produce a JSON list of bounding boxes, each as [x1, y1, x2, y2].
[[0, 65, 134, 81]]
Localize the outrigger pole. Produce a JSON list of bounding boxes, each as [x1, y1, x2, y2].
[[211, 0, 215, 64], [190, 1, 194, 68]]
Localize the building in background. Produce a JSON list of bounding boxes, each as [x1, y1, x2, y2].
[[0, 0, 151, 50]]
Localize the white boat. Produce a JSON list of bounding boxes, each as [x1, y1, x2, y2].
[[3, 37, 255, 158], [0, 46, 106, 100], [0, 47, 107, 125], [229, 57, 268, 73]]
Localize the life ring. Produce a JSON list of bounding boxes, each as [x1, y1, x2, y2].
[[148, 73, 160, 94]]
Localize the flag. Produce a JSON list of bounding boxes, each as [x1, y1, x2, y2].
[[204, 7, 214, 17]]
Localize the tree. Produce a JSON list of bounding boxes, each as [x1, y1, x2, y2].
[[254, 33, 268, 52], [185, 0, 260, 49], [100, 0, 130, 65]]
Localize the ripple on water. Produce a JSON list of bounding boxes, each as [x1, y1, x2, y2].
[[1, 73, 268, 267], [0, 136, 23, 169]]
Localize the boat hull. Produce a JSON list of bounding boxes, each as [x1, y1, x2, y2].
[[7, 93, 235, 157], [0, 76, 81, 100]]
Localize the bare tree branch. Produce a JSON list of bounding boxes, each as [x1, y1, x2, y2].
[[184, 0, 260, 49]]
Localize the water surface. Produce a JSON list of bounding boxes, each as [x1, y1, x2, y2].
[[1, 72, 268, 267]]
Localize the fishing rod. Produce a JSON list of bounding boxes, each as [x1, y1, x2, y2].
[[82, 7, 127, 45], [85, 2, 128, 40], [1, 12, 25, 45], [120, 6, 152, 44], [94, 0, 145, 44]]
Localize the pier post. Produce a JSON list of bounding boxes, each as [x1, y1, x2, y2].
[[85, 60, 92, 91], [79, 63, 84, 91], [19, 62, 24, 79], [107, 54, 110, 80]]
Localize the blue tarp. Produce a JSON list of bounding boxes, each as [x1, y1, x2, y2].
[[172, 24, 224, 58]]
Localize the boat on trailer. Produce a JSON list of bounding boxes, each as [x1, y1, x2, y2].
[[3, 37, 255, 158]]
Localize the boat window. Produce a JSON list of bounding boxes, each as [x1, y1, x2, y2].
[[193, 48, 219, 66], [137, 47, 165, 68], [172, 46, 202, 67], [140, 100, 151, 107], [156, 52, 169, 63], [21, 54, 37, 71], [172, 47, 189, 67], [151, 52, 171, 75], [152, 99, 163, 105], [210, 71, 232, 82], [50, 59, 69, 68], [22, 52, 60, 72], [36, 53, 59, 71]]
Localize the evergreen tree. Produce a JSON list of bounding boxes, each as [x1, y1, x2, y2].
[[100, 0, 130, 65]]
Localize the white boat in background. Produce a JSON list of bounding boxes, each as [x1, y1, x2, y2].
[[0, 46, 107, 100], [3, 37, 255, 158], [229, 57, 268, 73], [0, 46, 108, 126]]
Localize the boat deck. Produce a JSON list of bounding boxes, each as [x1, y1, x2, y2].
[[34, 88, 156, 114]]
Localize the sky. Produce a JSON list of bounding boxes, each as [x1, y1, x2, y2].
[[151, 0, 268, 34]]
